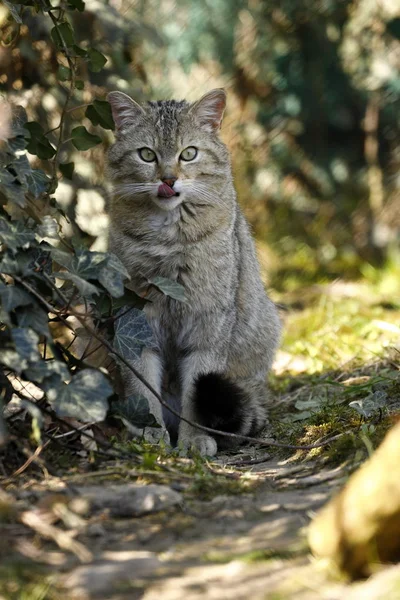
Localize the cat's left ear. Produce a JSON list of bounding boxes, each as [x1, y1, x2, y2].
[[107, 91, 146, 133], [190, 89, 226, 132]]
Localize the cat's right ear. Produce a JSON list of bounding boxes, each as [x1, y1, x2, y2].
[[107, 91, 146, 133]]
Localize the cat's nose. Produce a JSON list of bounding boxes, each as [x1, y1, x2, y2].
[[162, 176, 177, 188]]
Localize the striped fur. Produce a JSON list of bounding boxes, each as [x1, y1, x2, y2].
[[107, 89, 281, 456]]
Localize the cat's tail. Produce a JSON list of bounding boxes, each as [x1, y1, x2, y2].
[[193, 372, 266, 449]]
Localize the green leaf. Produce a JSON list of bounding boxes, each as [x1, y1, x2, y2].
[[112, 394, 160, 429], [0, 167, 26, 207], [88, 48, 107, 72], [387, 18, 400, 40], [57, 65, 72, 82], [16, 305, 50, 338], [71, 126, 102, 151], [59, 162, 74, 180], [97, 253, 129, 297], [0, 348, 28, 374], [24, 121, 44, 138], [349, 391, 387, 419], [72, 45, 87, 57], [0, 217, 35, 253], [50, 248, 129, 298], [149, 276, 187, 302], [113, 308, 156, 362], [25, 124, 57, 159], [50, 22, 74, 49], [36, 215, 59, 239], [49, 369, 112, 422], [0, 282, 32, 312], [54, 271, 101, 298], [94, 288, 147, 318], [0, 254, 20, 275], [85, 100, 115, 130], [75, 80, 84, 90], [11, 328, 40, 362], [25, 169, 51, 199], [24, 359, 69, 385], [35, 138, 57, 160], [68, 0, 85, 11]]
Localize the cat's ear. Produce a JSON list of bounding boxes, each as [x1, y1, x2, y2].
[[190, 89, 226, 132], [107, 91, 146, 133]]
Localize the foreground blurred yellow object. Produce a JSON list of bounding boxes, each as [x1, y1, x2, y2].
[[308, 420, 400, 578]]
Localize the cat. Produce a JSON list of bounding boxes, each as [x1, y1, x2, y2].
[[106, 88, 281, 456]]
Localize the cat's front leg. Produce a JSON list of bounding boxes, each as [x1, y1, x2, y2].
[[122, 348, 170, 445], [178, 351, 224, 457]]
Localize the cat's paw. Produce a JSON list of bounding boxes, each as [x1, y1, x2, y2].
[[179, 434, 217, 457], [143, 426, 171, 446]]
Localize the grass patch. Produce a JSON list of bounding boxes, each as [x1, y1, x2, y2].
[[0, 562, 59, 600]]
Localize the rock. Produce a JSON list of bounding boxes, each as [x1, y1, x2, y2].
[[76, 483, 182, 518], [62, 550, 160, 598], [308, 421, 400, 577]]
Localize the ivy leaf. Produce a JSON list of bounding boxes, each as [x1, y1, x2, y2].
[[113, 308, 156, 362], [25, 170, 51, 199], [36, 138, 57, 160], [54, 271, 101, 298], [73, 45, 87, 57], [387, 18, 400, 40], [11, 328, 40, 362], [57, 65, 72, 82], [85, 100, 115, 130], [94, 288, 147, 318], [0, 282, 32, 312], [25, 123, 56, 160], [24, 121, 44, 138], [0, 217, 36, 253], [0, 348, 28, 374], [0, 254, 20, 276], [97, 253, 129, 297], [149, 276, 187, 303], [16, 304, 50, 338], [0, 167, 26, 207], [349, 391, 388, 419], [112, 394, 160, 429], [50, 248, 129, 298], [88, 48, 107, 72], [49, 369, 112, 422], [24, 359, 69, 386], [50, 22, 74, 49], [36, 215, 59, 239], [68, 0, 85, 11], [59, 162, 74, 180], [71, 126, 102, 151]]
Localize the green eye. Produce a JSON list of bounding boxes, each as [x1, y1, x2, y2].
[[138, 147, 157, 162], [180, 146, 198, 161]]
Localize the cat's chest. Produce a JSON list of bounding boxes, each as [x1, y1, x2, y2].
[[115, 221, 186, 283]]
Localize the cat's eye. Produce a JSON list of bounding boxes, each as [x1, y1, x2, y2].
[[180, 146, 198, 162], [138, 147, 157, 162]]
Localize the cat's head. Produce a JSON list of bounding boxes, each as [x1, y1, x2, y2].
[[107, 89, 230, 212]]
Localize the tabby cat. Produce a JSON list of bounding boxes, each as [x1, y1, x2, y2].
[[107, 88, 281, 456]]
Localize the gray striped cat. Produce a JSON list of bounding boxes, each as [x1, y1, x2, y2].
[[107, 88, 281, 456]]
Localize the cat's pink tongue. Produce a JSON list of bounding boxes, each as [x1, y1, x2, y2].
[[157, 183, 176, 198]]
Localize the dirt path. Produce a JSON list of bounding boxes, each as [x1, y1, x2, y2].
[[16, 451, 394, 600]]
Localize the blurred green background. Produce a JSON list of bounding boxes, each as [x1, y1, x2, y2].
[[2, 0, 400, 294]]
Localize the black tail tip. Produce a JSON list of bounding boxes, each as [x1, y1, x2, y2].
[[193, 372, 247, 434]]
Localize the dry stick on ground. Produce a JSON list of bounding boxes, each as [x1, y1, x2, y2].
[[15, 275, 350, 452]]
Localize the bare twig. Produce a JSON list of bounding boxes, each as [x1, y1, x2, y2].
[[20, 510, 92, 563], [9, 441, 50, 478]]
